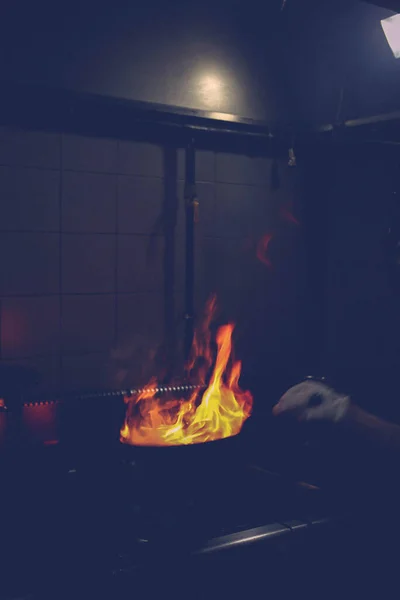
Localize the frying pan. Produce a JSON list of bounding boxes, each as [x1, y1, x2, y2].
[[114, 380, 252, 470], [3, 375, 325, 484], [52, 382, 252, 482], [118, 420, 254, 499], [120, 421, 249, 461]]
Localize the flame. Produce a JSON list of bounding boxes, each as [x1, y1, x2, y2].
[[280, 201, 299, 226], [120, 297, 253, 446], [256, 233, 273, 268]]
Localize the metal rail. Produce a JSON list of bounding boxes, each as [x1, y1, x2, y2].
[[317, 110, 400, 133], [0, 384, 206, 410]]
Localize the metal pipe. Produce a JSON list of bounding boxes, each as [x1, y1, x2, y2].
[[317, 110, 400, 133], [180, 123, 270, 138], [184, 139, 197, 359], [0, 384, 206, 410], [345, 111, 400, 128], [0, 82, 273, 140]]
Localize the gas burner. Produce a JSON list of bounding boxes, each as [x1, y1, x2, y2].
[[114, 460, 330, 561]]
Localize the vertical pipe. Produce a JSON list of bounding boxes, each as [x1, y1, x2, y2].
[[163, 146, 178, 377], [184, 139, 196, 358]]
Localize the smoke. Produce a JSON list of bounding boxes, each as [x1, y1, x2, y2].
[[109, 334, 162, 389]]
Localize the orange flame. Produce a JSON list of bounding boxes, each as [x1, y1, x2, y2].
[[120, 297, 253, 446]]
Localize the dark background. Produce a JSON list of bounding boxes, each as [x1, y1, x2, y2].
[[301, 141, 400, 423], [0, 0, 400, 424]]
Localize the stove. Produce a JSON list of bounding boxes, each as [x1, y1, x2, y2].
[[0, 442, 345, 600], [0, 394, 351, 600]]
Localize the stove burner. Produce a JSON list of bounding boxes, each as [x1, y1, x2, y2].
[[112, 460, 331, 566]]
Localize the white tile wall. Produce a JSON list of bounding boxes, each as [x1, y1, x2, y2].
[[0, 129, 299, 394]]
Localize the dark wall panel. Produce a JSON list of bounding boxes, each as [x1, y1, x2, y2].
[[282, 0, 400, 126], [325, 148, 398, 371], [303, 142, 400, 418]]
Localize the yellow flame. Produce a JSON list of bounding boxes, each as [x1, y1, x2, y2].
[[120, 298, 252, 446]]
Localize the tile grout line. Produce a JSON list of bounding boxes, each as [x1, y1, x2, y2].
[[3, 349, 110, 362], [114, 142, 119, 349], [0, 162, 271, 187], [0, 162, 170, 180], [0, 230, 166, 236], [0, 291, 163, 299]]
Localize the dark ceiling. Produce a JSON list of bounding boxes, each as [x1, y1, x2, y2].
[[0, 0, 399, 128], [364, 0, 400, 10]]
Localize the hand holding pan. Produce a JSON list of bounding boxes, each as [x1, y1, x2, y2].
[[273, 379, 350, 424]]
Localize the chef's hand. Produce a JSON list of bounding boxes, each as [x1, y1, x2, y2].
[[273, 380, 350, 423]]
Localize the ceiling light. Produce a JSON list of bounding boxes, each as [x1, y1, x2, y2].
[[381, 14, 400, 58]]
